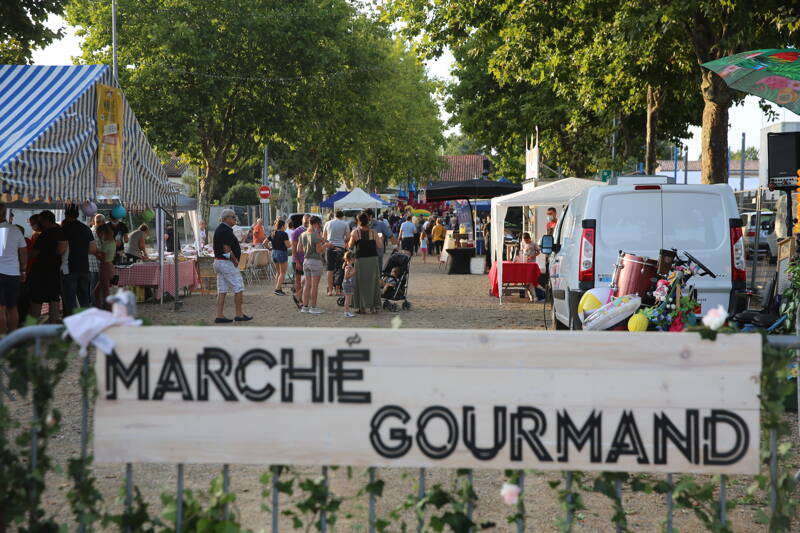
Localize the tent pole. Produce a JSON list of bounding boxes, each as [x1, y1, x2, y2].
[[158, 208, 165, 305], [174, 207, 180, 312]]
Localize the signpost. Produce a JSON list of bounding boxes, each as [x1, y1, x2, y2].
[[95, 327, 760, 474]]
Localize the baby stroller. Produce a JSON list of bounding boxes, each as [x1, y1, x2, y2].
[[381, 251, 412, 312], [329, 247, 346, 293]]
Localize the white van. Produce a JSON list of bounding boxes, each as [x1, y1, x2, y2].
[[547, 177, 747, 329]]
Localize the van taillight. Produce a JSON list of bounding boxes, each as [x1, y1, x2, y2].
[[579, 228, 595, 282], [730, 227, 746, 282]]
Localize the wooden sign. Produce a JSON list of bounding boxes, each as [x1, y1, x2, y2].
[[95, 327, 761, 474]]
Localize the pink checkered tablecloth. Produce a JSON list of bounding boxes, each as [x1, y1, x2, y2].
[[115, 260, 200, 298]]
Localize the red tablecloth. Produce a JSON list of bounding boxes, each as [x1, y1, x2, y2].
[[115, 260, 200, 298], [488, 261, 540, 297]]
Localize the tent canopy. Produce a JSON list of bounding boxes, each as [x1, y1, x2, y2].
[[333, 187, 386, 209], [426, 178, 521, 201], [490, 178, 602, 303], [321, 190, 388, 208], [491, 177, 601, 209], [0, 65, 176, 208]]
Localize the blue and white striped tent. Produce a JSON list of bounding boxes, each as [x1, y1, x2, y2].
[[0, 65, 176, 208]]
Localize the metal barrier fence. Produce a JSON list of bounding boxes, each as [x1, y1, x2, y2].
[[1, 325, 798, 532]]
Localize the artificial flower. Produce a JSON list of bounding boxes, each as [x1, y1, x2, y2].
[[702, 305, 728, 330], [500, 483, 521, 505]]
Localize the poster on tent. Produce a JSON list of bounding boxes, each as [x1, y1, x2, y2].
[[455, 200, 473, 239], [96, 83, 124, 199]]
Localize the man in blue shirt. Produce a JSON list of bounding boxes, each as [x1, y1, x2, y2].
[[399, 215, 417, 254]]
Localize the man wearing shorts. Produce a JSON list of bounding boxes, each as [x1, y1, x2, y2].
[[28, 210, 66, 323], [290, 214, 309, 308], [0, 205, 27, 333], [323, 210, 350, 296], [212, 209, 252, 324]]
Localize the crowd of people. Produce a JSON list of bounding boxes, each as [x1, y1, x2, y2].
[[0, 203, 148, 333]]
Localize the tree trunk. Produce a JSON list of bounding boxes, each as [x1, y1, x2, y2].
[[295, 179, 306, 213], [645, 86, 663, 175], [699, 69, 731, 184], [198, 166, 213, 226]]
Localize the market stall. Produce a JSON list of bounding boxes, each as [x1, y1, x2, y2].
[[321, 189, 389, 209], [490, 178, 601, 302], [0, 65, 176, 208], [333, 187, 388, 210]]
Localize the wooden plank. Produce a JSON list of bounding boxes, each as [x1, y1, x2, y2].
[[94, 327, 762, 474]]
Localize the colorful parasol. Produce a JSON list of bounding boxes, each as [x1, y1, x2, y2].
[[411, 208, 431, 216], [702, 49, 800, 114]]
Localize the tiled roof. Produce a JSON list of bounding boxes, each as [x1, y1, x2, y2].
[[656, 159, 759, 173], [437, 154, 489, 182], [163, 155, 189, 178]]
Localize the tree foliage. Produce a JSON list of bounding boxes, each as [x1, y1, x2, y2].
[[387, 0, 800, 182], [67, 0, 443, 216], [0, 0, 69, 63]]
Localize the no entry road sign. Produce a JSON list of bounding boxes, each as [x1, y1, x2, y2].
[[259, 185, 271, 200]]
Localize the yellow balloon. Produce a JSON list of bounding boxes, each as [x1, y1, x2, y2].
[[628, 312, 649, 332]]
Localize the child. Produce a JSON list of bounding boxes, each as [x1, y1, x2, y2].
[[381, 267, 402, 299], [419, 231, 428, 263], [342, 252, 356, 318]]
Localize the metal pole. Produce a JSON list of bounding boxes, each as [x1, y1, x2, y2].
[[719, 474, 727, 525], [111, 0, 118, 80], [665, 474, 673, 533], [466, 470, 474, 530], [516, 471, 525, 533], [416, 468, 426, 533], [564, 472, 573, 530], [740, 132, 746, 191], [271, 466, 280, 533], [176, 464, 184, 532], [262, 146, 269, 224], [684, 147, 688, 184], [673, 146, 678, 182], [125, 463, 133, 525], [320, 466, 328, 533], [615, 479, 623, 533], [368, 467, 376, 533], [752, 189, 762, 290], [223, 464, 230, 522], [173, 208, 180, 311], [611, 117, 617, 178]]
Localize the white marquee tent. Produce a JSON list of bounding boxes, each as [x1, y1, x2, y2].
[[490, 178, 603, 302], [333, 187, 386, 210]]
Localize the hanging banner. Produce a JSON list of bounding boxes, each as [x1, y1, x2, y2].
[[455, 200, 473, 238], [96, 83, 124, 198], [94, 327, 761, 474]]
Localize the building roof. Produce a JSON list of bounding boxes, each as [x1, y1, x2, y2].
[[437, 154, 489, 182], [656, 159, 759, 174]]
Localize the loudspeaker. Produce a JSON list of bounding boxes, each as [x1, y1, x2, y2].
[[767, 131, 800, 179]]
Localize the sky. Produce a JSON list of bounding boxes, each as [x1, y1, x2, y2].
[[34, 15, 800, 162]]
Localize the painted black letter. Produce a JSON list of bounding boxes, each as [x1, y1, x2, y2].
[[235, 349, 277, 402], [106, 349, 148, 400], [702, 410, 749, 466], [153, 349, 193, 400], [606, 411, 649, 464], [463, 406, 506, 460], [654, 410, 699, 465], [197, 348, 236, 401], [281, 349, 324, 403], [416, 406, 458, 459], [557, 410, 602, 463], [328, 349, 371, 403], [370, 405, 412, 458], [510, 407, 553, 462]]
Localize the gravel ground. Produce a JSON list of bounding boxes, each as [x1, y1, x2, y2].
[[8, 259, 800, 532]]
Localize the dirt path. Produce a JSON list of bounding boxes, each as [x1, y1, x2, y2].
[[10, 259, 799, 531]]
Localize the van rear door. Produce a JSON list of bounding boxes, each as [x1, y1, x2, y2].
[[595, 187, 663, 287], [661, 188, 731, 313]]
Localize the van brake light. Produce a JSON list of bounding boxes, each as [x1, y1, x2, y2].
[[579, 228, 595, 282], [730, 227, 746, 282]]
